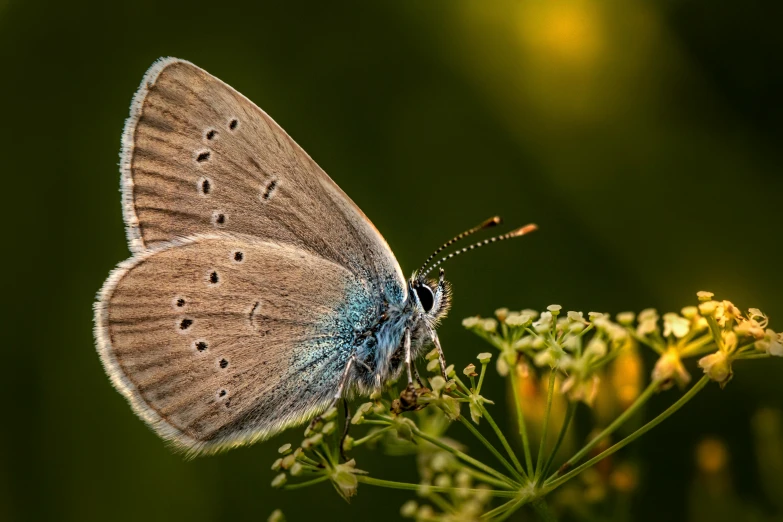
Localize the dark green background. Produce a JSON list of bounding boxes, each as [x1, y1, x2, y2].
[[2, 1, 781, 521]]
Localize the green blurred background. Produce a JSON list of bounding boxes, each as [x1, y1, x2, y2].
[[1, 0, 781, 521]]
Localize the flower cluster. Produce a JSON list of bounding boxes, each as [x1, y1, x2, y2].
[[271, 292, 780, 521]]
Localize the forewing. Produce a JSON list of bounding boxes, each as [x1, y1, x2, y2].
[[122, 57, 405, 301], [95, 234, 373, 455]]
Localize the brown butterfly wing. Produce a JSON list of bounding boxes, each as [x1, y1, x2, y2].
[[121, 57, 405, 297], [95, 234, 369, 455]]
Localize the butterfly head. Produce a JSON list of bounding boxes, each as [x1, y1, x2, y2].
[[409, 269, 452, 325]]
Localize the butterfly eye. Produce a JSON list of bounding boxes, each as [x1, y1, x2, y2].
[[415, 284, 435, 313]]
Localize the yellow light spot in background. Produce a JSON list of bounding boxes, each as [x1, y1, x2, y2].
[[696, 437, 729, 474], [519, 0, 604, 69]]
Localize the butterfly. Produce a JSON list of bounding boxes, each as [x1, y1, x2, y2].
[[94, 58, 536, 456]]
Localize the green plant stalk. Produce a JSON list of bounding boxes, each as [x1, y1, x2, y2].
[[351, 426, 393, 448], [412, 426, 520, 488], [492, 496, 528, 522], [283, 475, 330, 490], [461, 466, 518, 490], [545, 376, 710, 491], [481, 498, 520, 520], [509, 364, 535, 475], [477, 404, 527, 478], [534, 371, 557, 480], [427, 491, 455, 514], [356, 476, 518, 498], [477, 362, 488, 394], [458, 415, 526, 482], [555, 378, 660, 475], [539, 400, 576, 484]]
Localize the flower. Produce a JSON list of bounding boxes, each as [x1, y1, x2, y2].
[[663, 313, 690, 338], [330, 459, 367, 500], [268, 509, 285, 522], [698, 351, 733, 388], [757, 329, 783, 357], [652, 347, 691, 389]]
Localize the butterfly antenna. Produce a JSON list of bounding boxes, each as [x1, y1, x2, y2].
[[417, 216, 502, 276], [422, 223, 538, 277]]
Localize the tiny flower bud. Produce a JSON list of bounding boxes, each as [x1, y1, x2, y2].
[[271, 458, 282, 471], [426, 348, 439, 361], [617, 312, 635, 326], [481, 318, 498, 332], [548, 304, 562, 313], [322, 421, 336, 435], [271, 473, 287, 488], [281, 454, 296, 470], [567, 310, 584, 322], [698, 351, 733, 388], [699, 300, 718, 315], [289, 462, 304, 476], [445, 364, 455, 378], [430, 375, 446, 393], [477, 352, 492, 364], [462, 316, 481, 329], [434, 474, 452, 488], [681, 306, 699, 319], [268, 509, 285, 522], [495, 308, 509, 321], [426, 359, 440, 373], [322, 406, 338, 421], [588, 312, 604, 320], [697, 291, 715, 302], [463, 363, 478, 377], [400, 501, 418, 518], [342, 435, 354, 452], [278, 443, 292, 455]]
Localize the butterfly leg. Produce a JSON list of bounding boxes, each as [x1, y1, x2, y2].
[[308, 353, 357, 432], [403, 328, 414, 385], [429, 328, 448, 379]]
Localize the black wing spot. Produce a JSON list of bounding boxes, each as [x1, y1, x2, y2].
[[229, 119, 238, 130], [197, 151, 211, 162], [176, 298, 185, 307], [213, 212, 226, 226], [262, 180, 278, 201], [195, 341, 208, 352], [200, 178, 212, 195], [206, 129, 217, 140], [218, 389, 226, 397], [219, 358, 229, 369], [180, 318, 193, 330], [234, 251, 244, 262], [209, 271, 219, 284]]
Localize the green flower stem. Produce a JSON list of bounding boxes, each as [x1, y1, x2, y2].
[[509, 364, 535, 476], [555, 378, 660, 476], [680, 334, 715, 357], [477, 404, 527, 479], [411, 426, 520, 488], [539, 400, 576, 484], [492, 496, 528, 521], [477, 363, 488, 394], [457, 415, 526, 482], [461, 466, 519, 490], [427, 491, 456, 514], [356, 476, 518, 498], [481, 497, 525, 520], [351, 426, 393, 448], [534, 371, 557, 480], [283, 475, 330, 490], [359, 419, 392, 426], [530, 497, 558, 522], [737, 352, 771, 360], [546, 376, 710, 491]]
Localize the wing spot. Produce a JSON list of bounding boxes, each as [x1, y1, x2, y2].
[[212, 211, 227, 227], [195, 341, 208, 352], [234, 251, 244, 262], [196, 151, 211, 162], [262, 180, 278, 201], [218, 389, 226, 397], [229, 119, 238, 130], [209, 271, 219, 284], [219, 358, 229, 369], [206, 129, 217, 140], [175, 298, 185, 307], [180, 318, 193, 330], [199, 178, 212, 196]]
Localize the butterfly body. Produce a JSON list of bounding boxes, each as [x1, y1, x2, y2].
[[95, 58, 453, 455]]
